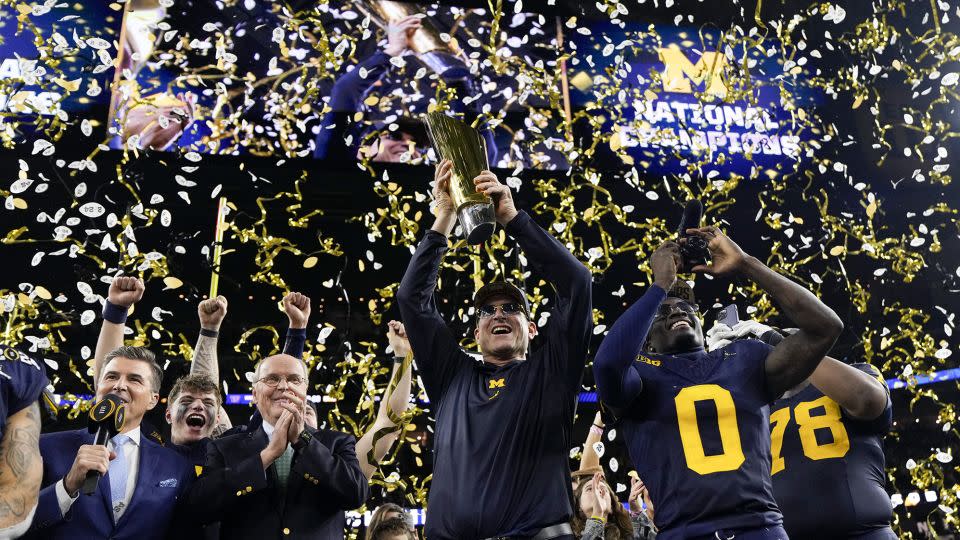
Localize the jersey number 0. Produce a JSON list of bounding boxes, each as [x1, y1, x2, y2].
[[675, 384, 746, 475]]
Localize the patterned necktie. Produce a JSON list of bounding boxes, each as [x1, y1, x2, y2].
[[274, 445, 294, 490], [109, 434, 130, 509]]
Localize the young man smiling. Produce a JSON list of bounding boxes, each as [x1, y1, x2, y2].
[[593, 231, 843, 540], [396, 160, 593, 540]]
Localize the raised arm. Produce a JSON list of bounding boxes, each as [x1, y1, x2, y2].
[[808, 359, 889, 420], [396, 161, 466, 400], [191, 296, 227, 379], [579, 411, 604, 471], [0, 403, 42, 532], [314, 16, 419, 159], [478, 170, 592, 332], [474, 168, 593, 381], [686, 226, 843, 398], [356, 320, 414, 480], [280, 292, 310, 359], [593, 242, 679, 411], [93, 276, 145, 385], [192, 295, 230, 435]]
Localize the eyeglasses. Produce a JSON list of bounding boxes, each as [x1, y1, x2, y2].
[[655, 301, 699, 320], [255, 374, 306, 387], [477, 302, 525, 318]]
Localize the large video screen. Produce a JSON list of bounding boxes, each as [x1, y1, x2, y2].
[[107, 2, 819, 176], [0, 2, 120, 142]]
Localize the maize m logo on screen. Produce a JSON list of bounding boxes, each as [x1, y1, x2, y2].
[[658, 44, 729, 98]]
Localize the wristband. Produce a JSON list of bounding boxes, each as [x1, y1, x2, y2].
[[392, 355, 408, 364], [200, 328, 219, 338], [590, 425, 604, 436], [102, 300, 129, 325]]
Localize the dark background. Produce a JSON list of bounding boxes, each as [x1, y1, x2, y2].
[[1, 0, 959, 537]]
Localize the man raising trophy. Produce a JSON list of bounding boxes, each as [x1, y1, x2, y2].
[[396, 152, 593, 539]]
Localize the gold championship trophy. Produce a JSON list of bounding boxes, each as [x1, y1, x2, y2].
[[424, 112, 495, 244], [355, 0, 469, 79]]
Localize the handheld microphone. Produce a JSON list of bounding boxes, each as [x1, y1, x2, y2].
[[82, 394, 126, 495], [677, 200, 710, 269]]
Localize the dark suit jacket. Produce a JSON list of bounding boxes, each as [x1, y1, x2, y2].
[[186, 424, 368, 539], [27, 428, 195, 540]]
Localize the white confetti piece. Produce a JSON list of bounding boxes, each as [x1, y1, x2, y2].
[[79, 202, 106, 218]]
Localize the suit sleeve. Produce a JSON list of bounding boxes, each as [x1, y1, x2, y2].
[[847, 363, 893, 433], [185, 439, 269, 524], [282, 328, 307, 359], [396, 230, 467, 401], [31, 484, 68, 531], [505, 211, 593, 387], [292, 432, 368, 509], [168, 461, 201, 538], [593, 285, 666, 412], [313, 52, 391, 160]]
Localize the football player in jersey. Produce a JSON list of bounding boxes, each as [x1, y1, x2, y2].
[[0, 345, 49, 539], [708, 321, 895, 539], [594, 227, 844, 540]]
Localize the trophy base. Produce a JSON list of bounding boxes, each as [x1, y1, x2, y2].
[[459, 203, 495, 244], [421, 51, 470, 80]]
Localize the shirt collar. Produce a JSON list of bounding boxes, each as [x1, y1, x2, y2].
[[116, 425, 141, 446], [262, 420, 275, 438]]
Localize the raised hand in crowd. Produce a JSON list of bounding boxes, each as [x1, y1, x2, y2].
[[474, 169, 519, 226], [108, 276, 145, 309], [384, 15, 421, 57], [386, 320, 411, 358], [650, 241, 680, 291], [198, 295, 228, 332], [93, 276, 145, 384], [356, 320, 415, 480], [283, 291, 311, 329], [589, 473, 612, 519]]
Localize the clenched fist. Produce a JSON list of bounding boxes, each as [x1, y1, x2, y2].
[[283, 292, 311, 329], [386, 320, 411, 358], [107, 276, 145, 308], [198, 295, 228, 331]]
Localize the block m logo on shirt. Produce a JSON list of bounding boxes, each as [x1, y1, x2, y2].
[[658, 44, 729, 99], [488, 378, 506, 389]]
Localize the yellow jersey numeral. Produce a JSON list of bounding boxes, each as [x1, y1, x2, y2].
[[770, 395, 851, 474]]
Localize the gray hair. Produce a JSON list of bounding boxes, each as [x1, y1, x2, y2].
[[103, 346, 163, 393]]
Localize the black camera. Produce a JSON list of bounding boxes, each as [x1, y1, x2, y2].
[[678, 200, 711, 269]]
